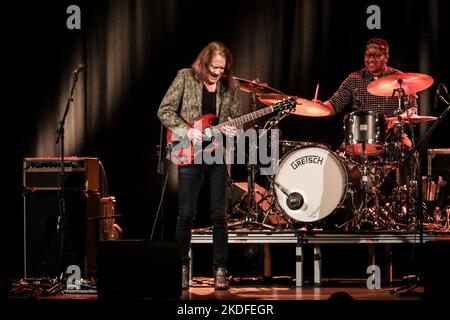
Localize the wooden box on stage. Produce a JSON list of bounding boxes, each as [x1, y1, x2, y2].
[[426, 149, 450, 207]]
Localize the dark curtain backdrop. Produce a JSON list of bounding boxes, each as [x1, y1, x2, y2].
[[3, 0, 449, 278]]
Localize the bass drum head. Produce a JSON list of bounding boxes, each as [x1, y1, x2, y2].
[[274, 145, 349, 223]]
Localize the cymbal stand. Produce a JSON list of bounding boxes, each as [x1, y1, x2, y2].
[[228, 85, 275, 230], [259, 111, 291, 229], [389, 86, 418, 227]]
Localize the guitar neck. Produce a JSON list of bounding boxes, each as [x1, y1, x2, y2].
[[214, 106, 275, 129]]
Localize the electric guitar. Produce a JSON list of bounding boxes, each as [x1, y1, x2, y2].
[[166, 97, 296, 166]]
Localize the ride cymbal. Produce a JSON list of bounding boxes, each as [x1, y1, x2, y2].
[[367, 73, 434, 97]]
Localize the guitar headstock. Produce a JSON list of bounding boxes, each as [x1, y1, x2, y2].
[[273, 97, 297, 112]]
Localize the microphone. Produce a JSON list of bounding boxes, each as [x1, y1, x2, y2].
[[437, 84, 450, 105], [73, 64, 86, 75], [435, 84, 442, 108], [286, 192, 304, 210], [273, 181, 304, 210]]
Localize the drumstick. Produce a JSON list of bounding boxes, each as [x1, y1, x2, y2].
[[314, 83, 320, 100]]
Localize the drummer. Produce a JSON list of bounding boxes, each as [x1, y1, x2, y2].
[[317, 37, 415, 148]]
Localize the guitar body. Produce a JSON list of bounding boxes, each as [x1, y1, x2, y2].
[[164, 97, 296, 166], [166, 114, 219, 166]]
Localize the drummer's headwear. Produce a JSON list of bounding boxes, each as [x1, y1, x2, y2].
[[365, 38, 389, 55]]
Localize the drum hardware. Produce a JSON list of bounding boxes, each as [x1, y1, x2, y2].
[[384, 82, 421, 225], [349, 142, 395, 230], [229, 77, 288, 231], [357, 73, 434, 230]]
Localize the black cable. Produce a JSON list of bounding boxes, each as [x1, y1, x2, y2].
[[150, 158, 170, 240]]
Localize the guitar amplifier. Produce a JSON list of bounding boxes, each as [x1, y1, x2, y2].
[[23, 157, 100, 191], [22, 157, 101, 278]]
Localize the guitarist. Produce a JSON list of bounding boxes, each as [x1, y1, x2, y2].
[[157, 42, 241, 290]]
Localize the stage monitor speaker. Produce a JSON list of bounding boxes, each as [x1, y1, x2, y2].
[[96, 240, 181, 299], [424, 240, 450, 300]]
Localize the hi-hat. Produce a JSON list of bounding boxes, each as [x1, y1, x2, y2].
[[258, 93, 331, 117], [233, 77, 283, 95], [386, 114, 437, 124], [367, 72, 434, 97]]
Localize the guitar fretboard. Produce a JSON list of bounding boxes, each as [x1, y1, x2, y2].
[[213, 98, 294, 129]]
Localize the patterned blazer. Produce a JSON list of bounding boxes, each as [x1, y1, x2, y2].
[[157, 68, 241, 137]]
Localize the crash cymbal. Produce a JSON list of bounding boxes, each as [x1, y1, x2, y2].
[[386, 114, 437, 124], [367, 72, 434, 97], [233, 77, 283, 95], [258, 93, 331, 117]]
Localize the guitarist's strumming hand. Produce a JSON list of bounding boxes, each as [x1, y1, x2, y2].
[[187, 127, 203, 144]]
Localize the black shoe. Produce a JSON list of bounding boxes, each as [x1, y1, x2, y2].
[[182, 265, 189, 290], [214, 267, 230, 290]]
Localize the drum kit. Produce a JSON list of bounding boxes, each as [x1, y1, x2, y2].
[[230, 73, 439, 231]]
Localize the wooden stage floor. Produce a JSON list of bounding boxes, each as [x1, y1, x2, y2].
[[2, 276, 438, 320]]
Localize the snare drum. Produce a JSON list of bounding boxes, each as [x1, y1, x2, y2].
[[344, 111, 386, 156]]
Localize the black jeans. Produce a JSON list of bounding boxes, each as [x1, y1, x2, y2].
[[177, 163, 228, 268]]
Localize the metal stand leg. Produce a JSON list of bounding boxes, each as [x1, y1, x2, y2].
[[368, 243, 376, 267], [188, 248, 193, 287], [263, 243, 272, 278], [295, 244, 303, 287], [314, 244, 322, 285], [385, 244, 393, 285]]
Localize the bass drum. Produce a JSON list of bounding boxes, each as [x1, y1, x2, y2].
[[274, 145, 363, 228]]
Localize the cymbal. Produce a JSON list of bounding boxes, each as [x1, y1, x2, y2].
[[367, 72, 434, 96], [258, 93, 331, 117], [386, 114, 437, 124], [233, 77, 283, 95]]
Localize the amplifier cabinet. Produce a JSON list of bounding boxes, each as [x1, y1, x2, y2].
[[22, 157, 103, 278], [23, 157, 99, 191]]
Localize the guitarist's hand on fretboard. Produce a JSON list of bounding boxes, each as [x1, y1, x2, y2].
[[220, 117, 238, 138]]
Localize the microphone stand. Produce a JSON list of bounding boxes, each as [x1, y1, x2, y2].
[[156, 124, 165, 239], [393, 88, 450, 293], [55, 68, 82, 281]]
